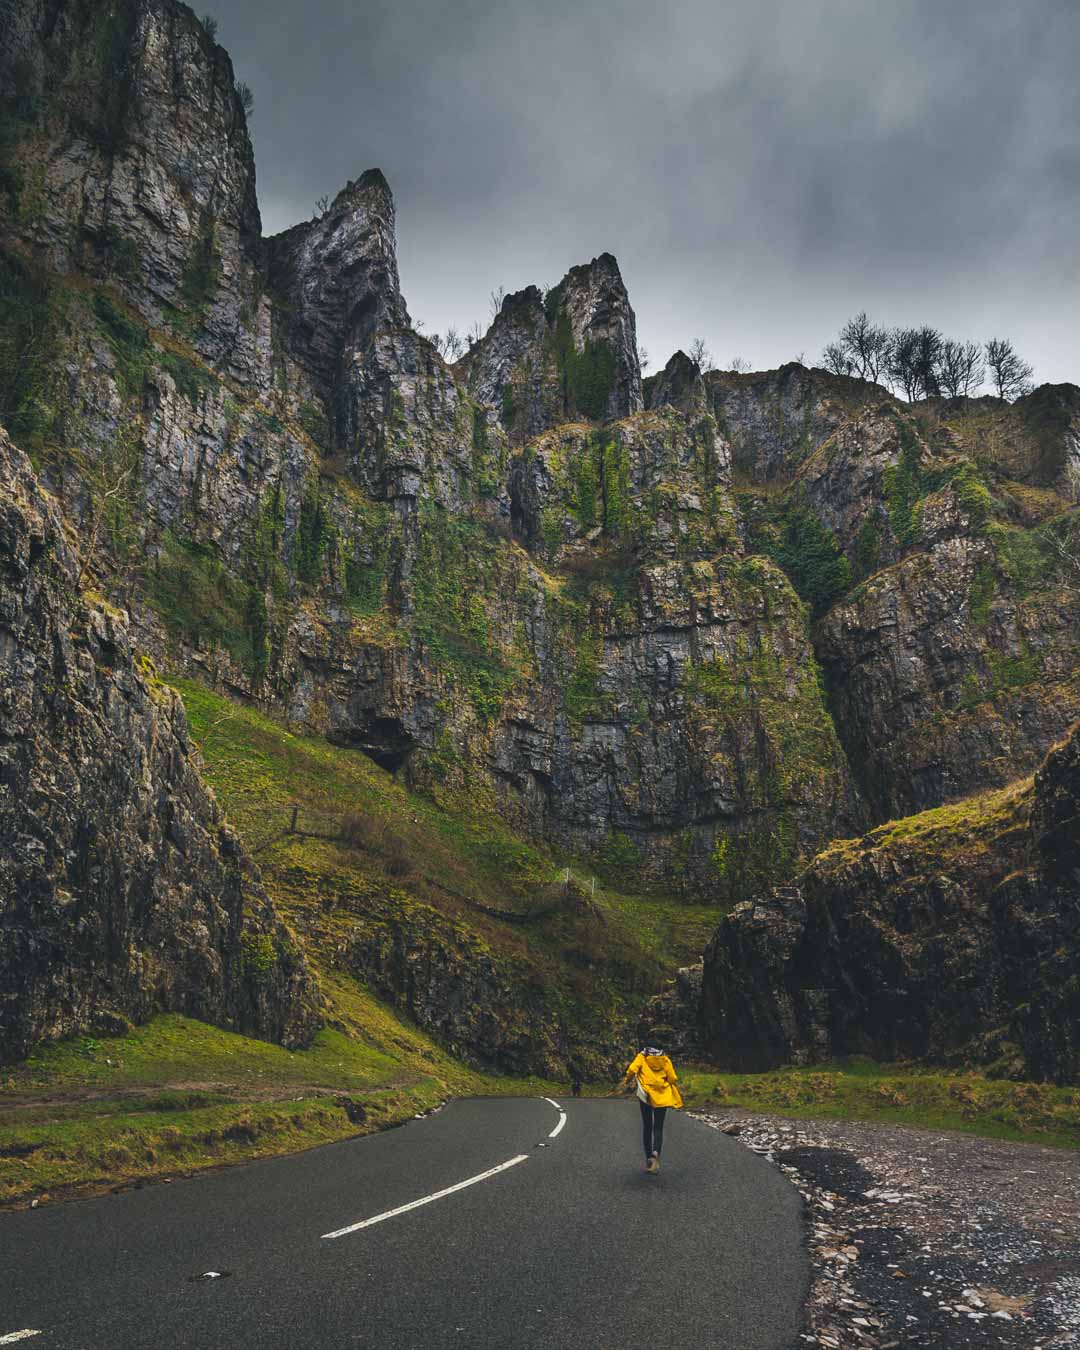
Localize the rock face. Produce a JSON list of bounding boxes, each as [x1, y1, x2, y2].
[[342, 899, 572, 1076], [340, 326, 486, 507], [697, 723, 1080, 1082], [459, 285, 556, 439], [644, 350, 707, 416], [461, 253, 643, 437], [262, 172, 485, 508], [264, 170, 410, 403], [0, 428, 319, 1061], [1006, 726, 1080, 1081], [1, 0, 267, 383], [2, 0, 1079, 1075], [937, 384, 1080, 499], [698, 888, 828, 1072], [555, 253, 643, 421], [816, 515, 1080, 821], [637, 962, 703, 1059], [706, 364, 883, 482], [737, 390, 1080, 824]]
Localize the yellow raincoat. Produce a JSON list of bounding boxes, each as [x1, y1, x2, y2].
[[625, 1051, 683, 1109]]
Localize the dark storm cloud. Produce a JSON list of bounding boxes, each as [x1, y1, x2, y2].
[[212, 0, 1078, 384]]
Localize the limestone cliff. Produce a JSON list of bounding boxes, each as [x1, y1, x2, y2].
[[264, 170, 410, 401], [696, 722, 1080, 1082], [1, 0, 1078, 1078], [816, 506, 1080, 821], [936, 384, 1080, 500], [0, 0, 856, 895], [732, 375, 1080, 823], [0, 427, 319, 1061], [0, 0, 269, 384], [707, 363, 883, 483]]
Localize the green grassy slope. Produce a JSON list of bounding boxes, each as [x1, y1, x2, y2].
[[172, 678, 717, 959], [172, 676, 717, 1021]]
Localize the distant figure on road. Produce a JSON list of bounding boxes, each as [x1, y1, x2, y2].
[[615, 1037, 683, 1174]]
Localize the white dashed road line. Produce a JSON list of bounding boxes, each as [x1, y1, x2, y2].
[[321, 1154, 530, 1240], [322, 1099, 570, 1241], [0, 1332, 42, 1345], [544, 1097, 567, 1138]]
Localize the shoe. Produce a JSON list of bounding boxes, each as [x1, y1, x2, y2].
[[646, 1155, 659, 1175]]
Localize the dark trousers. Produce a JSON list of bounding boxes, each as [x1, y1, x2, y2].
[[639, 1100, 667, 1159]]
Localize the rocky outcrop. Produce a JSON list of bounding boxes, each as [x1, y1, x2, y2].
[[457, 285, 558, 439], [0, 427, 320, 1061], [1004, 726, 1080, 1080], [1, 0, 269, 384], [637, 962, 703, 1059], [339, 326, 494, 506], [816, 489, 1080, 821], [264, 170, 410, 402], [261, 170, 487, 510], [341, 896, 579, 1077], [706, 363, 885, 482], [271, 862, 633, 1078], [935, 384, 1080, 499], [697, 723, 1080, 1082], [730, 389, 1080, 825], [1014, 384, 1080, 497], [461, 253, 643, 438], [697, 888, 827, 1072], [508, 406, 733, 561], [643, 350, 707, 416], [788, 403, 910, 566], [1033, 715, 1080, 882], [554, 253, 643, 421]]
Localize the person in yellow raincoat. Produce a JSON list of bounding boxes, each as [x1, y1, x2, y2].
[[616, 1037, 683, 1174]]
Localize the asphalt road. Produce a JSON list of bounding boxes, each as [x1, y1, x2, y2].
[[0, 1098, 807, 1349]]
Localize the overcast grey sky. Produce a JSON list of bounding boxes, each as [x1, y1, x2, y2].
[[213, 0, 1079, 385]]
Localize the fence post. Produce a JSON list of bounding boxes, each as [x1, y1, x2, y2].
[[289, 803, 299, 834]]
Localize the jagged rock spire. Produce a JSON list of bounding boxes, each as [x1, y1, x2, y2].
[[644, 350, 707, 415], [264, 169, 411, 399], [461, 253, 643, 439]]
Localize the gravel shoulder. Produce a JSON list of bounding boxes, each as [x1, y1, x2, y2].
[[694, 1108, 1080, 1349]]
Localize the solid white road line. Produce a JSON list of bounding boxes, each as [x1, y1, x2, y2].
[[543, 1097, 567, 1138], [0, 1333, 42, 1344], [321, 1154, 530, 1240]]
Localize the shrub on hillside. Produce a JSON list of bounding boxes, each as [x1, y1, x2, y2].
[[339, 812, 411, 877]]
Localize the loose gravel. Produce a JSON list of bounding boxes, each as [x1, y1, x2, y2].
[[694, 1109, 1080, 1348]]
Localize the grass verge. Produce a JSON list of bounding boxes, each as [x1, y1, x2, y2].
[[0, 1003, 559, 1208], [677, 1059, 1080, 1151]]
